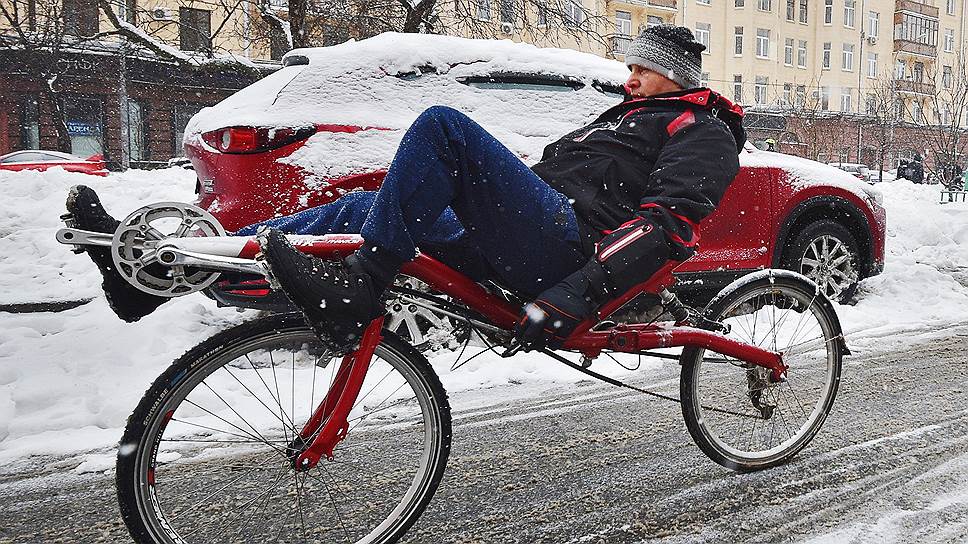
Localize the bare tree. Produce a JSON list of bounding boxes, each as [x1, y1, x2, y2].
[[860, 75, 904, 182], [908, 61, 968, 188], [0, 0, 84, 151]]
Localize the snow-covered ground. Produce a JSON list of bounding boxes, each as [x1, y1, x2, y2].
[[1, 167, 967, 470]]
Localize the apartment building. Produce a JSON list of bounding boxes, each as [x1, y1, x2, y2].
[[604, 0, 968, 165]]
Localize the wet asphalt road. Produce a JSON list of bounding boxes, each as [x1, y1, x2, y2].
[[1, 327, 967, 543]]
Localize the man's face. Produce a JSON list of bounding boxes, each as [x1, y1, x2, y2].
[[625, 64, 684, 98]]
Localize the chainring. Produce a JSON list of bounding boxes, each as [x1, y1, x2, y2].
[[111, 202, 226, 297]]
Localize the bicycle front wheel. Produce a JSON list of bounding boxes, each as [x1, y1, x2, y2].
[[117, 313, 451, 544], [680, 272, 844, 472]]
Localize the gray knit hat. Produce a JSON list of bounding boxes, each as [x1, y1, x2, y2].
[[625, 25, 705, 89]]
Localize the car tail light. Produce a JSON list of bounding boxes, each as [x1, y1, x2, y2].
[[201, 126, 316, 154]]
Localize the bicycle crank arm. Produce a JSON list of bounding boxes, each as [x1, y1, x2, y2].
[[155, 245, 266, 276], [56, 227, 114, 249]]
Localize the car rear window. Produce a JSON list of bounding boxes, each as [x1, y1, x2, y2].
[[3, 152, 50, 163], [456, 73, 584, 92]]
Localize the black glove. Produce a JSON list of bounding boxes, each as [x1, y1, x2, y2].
[[513, 262, 608, 350]]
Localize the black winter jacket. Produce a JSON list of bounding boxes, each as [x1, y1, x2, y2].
[[530, 88, 746, 299]]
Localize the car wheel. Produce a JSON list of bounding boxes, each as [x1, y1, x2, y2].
[[781, 220, 861, 304]]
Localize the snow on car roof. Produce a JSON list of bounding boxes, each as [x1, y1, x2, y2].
[[184, 33, 629, 144]]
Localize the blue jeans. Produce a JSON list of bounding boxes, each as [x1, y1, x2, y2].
[[237, 106, 586, 296]]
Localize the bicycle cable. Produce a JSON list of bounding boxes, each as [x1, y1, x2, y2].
[[538, 348, 763, 420]]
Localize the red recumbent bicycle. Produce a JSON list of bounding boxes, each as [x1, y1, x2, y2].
[[58, 201, 846, 544]]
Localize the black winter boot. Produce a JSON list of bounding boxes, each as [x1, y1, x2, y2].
[[256, 228, 386, 353], [65, 185, 168, 322]]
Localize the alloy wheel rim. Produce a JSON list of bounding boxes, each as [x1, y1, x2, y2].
[[799, 235, 857, 299]]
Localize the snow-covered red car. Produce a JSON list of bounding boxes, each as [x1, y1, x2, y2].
[[183, 33, 885, 317], [0, 150, 108, 176]]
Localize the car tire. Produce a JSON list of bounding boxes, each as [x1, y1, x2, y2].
[[781, 220, 861, 304]]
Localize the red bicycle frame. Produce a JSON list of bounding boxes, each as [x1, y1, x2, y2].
[[229, 235, 787, 470]]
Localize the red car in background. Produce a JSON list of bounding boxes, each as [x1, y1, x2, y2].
[[183, 34, 886, 343], [0, 150, 108, 176]]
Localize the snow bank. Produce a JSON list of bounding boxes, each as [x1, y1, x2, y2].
[[1, 169, 968, 467], [0, 167, 197, 304]]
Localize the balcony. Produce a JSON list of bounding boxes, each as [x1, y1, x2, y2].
[[894, 39, 938, 57], [895, 79, 936, 95], [895, 0, 938, 18], [610, 0, 677, 8], [611, 35, 632, 55], [649, 0, 678, 10]]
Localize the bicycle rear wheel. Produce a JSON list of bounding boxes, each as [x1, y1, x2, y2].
[[679, 271, 844, 471], [117, 313, 451, 543]]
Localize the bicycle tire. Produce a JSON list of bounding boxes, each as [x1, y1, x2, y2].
[[116, 313, 452, 543], [679, 271, 844, 472]]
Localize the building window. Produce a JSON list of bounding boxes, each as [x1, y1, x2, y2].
[[843, 0, 854, 27], [698, 0, 710, 5], [783, 83, 792, 104], [477, 0, 491, 20], [614, 11, 632, 53], [821, 86, 830, 110], [799, 0, 808, 23], [696, 23, 711, 51], [943, 65, 953, 88], [564, 0, 584, 26], [912, 100, 923, 123], [867, 52, 877, 77], [797, 40, 807, 67], [733, 74, 743, 103], [179, 8, 211, 52], [269, 26, 289, 61], [842, 43, 853, 71], [796, 84, 806, 107], [786, 0, 795, 20], [947, 0, 955, 15], [21, 95, 40, 150], [824, 0, 832, 24], [646, 15, 663, 27], [500, 0, 514, 23], [866, 93, 877, 115], [63, 0, 99, 35], [895, 14, 938, 47], [914, 61, 924, 82], [868, 11, 878, 38], [736, 0, 745, 6], [701, 72, 710, 86], [734, 26, 744, 55], [63, 96, 104, 157], [784, 38, 794, 64], [944, 29, 954, 52], [895, 59, 905, 79], [756, 28, 770, 57], [758, 0, 771, 11], [822, 42, 831, 69], [615, 10, 632, 35], [173, 104, 205, 156], [755, 76, 768, 104], [841, 88, 852, 112], [537, 0, 547, 25], [127, 100, 148, 162]]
